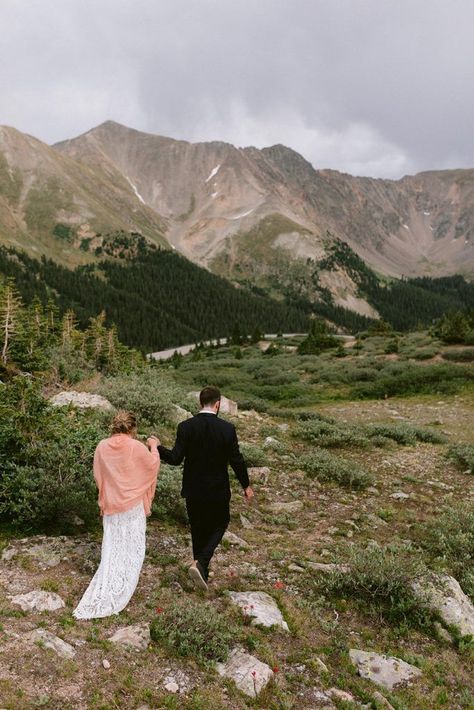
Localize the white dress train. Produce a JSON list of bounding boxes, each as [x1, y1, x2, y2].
[[73, 502, 146, 619]]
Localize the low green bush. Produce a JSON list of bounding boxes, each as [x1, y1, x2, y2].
[[0, 376, 107, 531], [99, 369, 187, 428], [441, 349, 474, 362], [150, 597, 235, 664], [240, 443, 267, 467], [300, 448, 373, 489], [153, 465, 187, 524], [447, 444, 474, 474], [351, 362, 474, 399], [317, 545, 432, 627], [418, 505, 474, 597], [367, 422, 446, 446], [295, 420, 370, 449]]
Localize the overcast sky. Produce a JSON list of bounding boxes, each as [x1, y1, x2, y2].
[[0, 0, 473, 178]]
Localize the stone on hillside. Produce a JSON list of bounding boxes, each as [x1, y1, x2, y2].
[[216, 647, 273, 698], [372, 692, 396, 710], [327, 688, 355, 702], [413, 573, 474, 638], [240, 514, 253, 529], [50, 391, 113, 411], [109, 623, 150, 651], [223, 531, 248, 548], [11, 590, 65, 612], [169, 404, 192, 424], [248, 466, 270, 483], [390, 491, 410, 500], [187, 391, 238, 415], [27, 628, 75, 660], [228, 591, 289, 631], [263, 436, 280, 449], [306, 561, 350, 574], [269, 500, 303, 514], [349, 649, 422, 690], [277, 423, 289, 432]]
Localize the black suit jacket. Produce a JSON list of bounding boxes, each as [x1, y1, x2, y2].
[[158, 413, 249, 500]]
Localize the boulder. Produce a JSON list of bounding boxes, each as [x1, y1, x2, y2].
[[27, 628, 76, 660], [187, 391, 238, 415], [223, 531, 248, 548], [169, 404, 192, 424], [413, 573, 474, 638], [269, 500, 303, 514], [228, 591, 289, 631], [349, 649, 422, 690], [248, 466, 270, 483], [216, 647, 274, 697], [50, 391, 113, 411], [306, 562, 350, 574], [263, 436, 280, 449], [109, 623, 150, 651], [11, 591, 65, 612]]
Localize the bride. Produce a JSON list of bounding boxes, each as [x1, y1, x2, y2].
[[74, 410, 160, 619]]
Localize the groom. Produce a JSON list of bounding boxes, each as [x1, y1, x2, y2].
[[158, 385, 253, 590]]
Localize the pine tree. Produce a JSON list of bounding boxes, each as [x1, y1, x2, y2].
[[0, 279, 23, 365]]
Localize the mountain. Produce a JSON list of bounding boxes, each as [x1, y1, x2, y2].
[[54, 121, 474, 280], [1, 120, 474, 327], [0, 124, 167, 266]]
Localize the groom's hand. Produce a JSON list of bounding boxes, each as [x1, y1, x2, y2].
[[243, 486, 254, 503]]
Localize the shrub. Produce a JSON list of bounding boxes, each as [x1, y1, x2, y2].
[[367, 423, 446, 446], [318, 545, 431, 627], [98, 369, 187, 428], [150, 597, 234, 664], [447, 444, 474, 474], [441, 349, 474, 362], [418, 505, 474, 597], [0, 377, 107, 530], [300, 448, 373, 489], [351, 362, 474, 399], [240, 443, 267, 467], [295, 420, 370, 449], [153, 465, 187, 524]]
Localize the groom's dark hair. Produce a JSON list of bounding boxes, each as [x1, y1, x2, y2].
[[200, 385, 221, 407]]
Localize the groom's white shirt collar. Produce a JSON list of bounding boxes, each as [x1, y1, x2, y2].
[[199, 406, 217, 414]]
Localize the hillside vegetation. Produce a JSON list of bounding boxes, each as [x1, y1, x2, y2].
[[0, 308, 473, 708]]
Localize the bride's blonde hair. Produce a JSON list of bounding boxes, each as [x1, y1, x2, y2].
[[111, 410, 137, 435]]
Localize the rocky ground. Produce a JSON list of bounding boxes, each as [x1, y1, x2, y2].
[[1, 393, 473, 710]]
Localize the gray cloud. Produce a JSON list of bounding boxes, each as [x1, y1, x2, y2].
[[0, 0, 473, 177]]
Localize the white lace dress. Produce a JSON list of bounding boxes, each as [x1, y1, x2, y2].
[[73, 502, 146, 619]]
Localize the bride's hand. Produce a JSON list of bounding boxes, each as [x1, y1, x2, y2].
[[147, 436, 160, 448]]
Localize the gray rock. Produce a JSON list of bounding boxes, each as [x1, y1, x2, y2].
[[164, 682, 179, 693], [216, 647, 274, 698], [240, 514, 253, 529], [102, 659, 111, 669], [169, 404, 192, 424], [390, 491, 410, 500], [248, 466, 270, 483], [306, 562, 350, 574], [109, 623, 150, 651], [413, 573, 474, 638], [372, 693, 396, 710], [50, 391, 113, 411], [223, 531, 248, 548], [288, 563, 305, 573], [188, 391, 238, 415], [27, 629, 76, 659], [11, 590, 65, 612], [269, 500, 303, 514], [263, 436, 280, 449], [349, 649, 422, 690], [228, 591, 289, 631]]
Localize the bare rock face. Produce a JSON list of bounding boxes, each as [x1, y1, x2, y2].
[[216, 647, 274, 698], [10, 591, 66, 613], [349, 649, 422, 690], [228, 591, 289, 631], [50, 391, 113, 411], [109, 623, 150, 651], [27, 628, 76, 660], [413, 573, 474, 638]]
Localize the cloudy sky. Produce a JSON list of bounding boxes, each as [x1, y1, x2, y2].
[[0, 0, 473, 178]]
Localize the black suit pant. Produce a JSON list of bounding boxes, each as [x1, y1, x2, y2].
[[185, 497, 230, 577]]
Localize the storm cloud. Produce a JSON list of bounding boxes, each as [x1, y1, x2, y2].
[[0, 0, 473, 177]]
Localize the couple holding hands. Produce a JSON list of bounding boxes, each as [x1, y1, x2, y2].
[[73, 386, 254, 619]]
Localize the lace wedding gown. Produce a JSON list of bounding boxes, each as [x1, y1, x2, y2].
[[73, 502, 146, 619]]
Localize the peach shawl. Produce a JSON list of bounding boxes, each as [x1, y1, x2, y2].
[[93, 434, 160, 516]]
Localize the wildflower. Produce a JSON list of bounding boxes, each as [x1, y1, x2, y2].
[[156, 606, 164, 614], [274, 580, 286, 590]]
